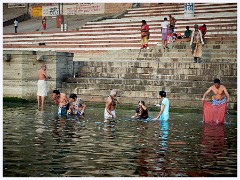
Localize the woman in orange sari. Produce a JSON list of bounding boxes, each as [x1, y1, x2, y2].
[[140, 20, 150, 49]]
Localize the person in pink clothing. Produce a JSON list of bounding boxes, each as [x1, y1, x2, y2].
[[42, 17, 46, 30], [140, 20, 150, 49]]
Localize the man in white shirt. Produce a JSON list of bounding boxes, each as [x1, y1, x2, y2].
[[161, 17, 170, 49], [14, 19, 18, 33]]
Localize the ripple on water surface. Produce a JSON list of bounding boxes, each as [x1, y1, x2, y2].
[[3, 104, 237, 177]]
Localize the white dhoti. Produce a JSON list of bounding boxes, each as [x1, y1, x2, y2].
[[37, 80, 47, 97], [104, 108, 116, 119]]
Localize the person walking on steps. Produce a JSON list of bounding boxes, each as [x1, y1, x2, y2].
[[161, 17, 170, 49], [14, 19, 18, 33], [140, 20, 150, 49], [190, 24, 204, 63], [42, 16, 47, 30]]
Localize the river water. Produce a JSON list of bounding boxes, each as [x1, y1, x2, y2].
[[3, 103, 237, 177]]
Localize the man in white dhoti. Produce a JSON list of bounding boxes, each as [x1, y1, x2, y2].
[[104, 89, 118, 120], [37, 64, 51, 111]]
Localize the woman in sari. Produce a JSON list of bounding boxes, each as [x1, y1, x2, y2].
[[140, 20, 150, 49]]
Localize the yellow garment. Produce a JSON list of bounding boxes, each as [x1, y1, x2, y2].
[[193, 43, 202, 57], [141, 36, 148, 46]]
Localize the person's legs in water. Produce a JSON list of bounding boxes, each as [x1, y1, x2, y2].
[[37, 95, 40, 110], [41, 96, 45, 111]]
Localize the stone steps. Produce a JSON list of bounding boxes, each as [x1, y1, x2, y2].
[[65, 77, 237, 90], [3, 3, 237, 52]]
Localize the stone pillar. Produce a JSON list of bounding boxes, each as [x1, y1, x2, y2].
[[184, 3, 194, 18]]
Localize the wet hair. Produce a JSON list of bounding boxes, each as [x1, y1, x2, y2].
[[214, 78, 220, 84], [138, 100, 145, 106], [142, 20, 146, 24], [52, 89, 60, 95], [69, 93, 77, 99], [159, 91, 166, 97], [164, 17, 167, 21]]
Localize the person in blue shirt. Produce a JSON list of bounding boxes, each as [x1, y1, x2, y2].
[[153, 91, 170, 120]]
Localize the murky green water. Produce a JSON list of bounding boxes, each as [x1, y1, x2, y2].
[[3, 103, 237, 177]]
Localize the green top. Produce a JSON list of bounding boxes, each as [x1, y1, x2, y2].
[[184, 29, 192, 37]]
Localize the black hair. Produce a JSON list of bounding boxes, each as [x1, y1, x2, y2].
[[52, 89, 60, 95], [203, 24, 206, 27], [186, 26, 189, 29], [138, 100, 145, 106], [164, 17, 167, 21], [159, 91, 166, 97], [214, 78, 220, 84], [69, 93, 77, 99], [142, 20, 146, 24]]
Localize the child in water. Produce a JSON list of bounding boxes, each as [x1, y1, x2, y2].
[[67, 93, 86, 115]]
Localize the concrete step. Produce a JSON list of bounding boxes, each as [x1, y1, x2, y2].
[[65, 77, 237, 89], [61, 87, 237, 104], [123, 7, 237, 18], [76, 65, 237, 77]]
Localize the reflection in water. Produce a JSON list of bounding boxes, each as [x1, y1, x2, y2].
[[201, 123, 226, 158], [134, 120, 169, 177], [201, 123, 227, 165], [159, 120, 169, 152], [154, 120, 169, 177], [3, 105, 237, 177], [134, 121, 150, 176]]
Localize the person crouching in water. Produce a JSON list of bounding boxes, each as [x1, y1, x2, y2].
[[104, 89, 118, 120], [153, 91, 170, 121], [52, 90, 69, 115], [67, 93, 86, 116], [132, 100, 149, 119]]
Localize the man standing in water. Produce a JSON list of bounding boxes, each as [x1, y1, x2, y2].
[[153, 91, 170, 121], [202, 78, 230, 105], [104, 89, 118, 120], [37, 64, 51, 111]]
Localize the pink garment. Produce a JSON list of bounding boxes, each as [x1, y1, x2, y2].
[[202, 100, 227, 124]]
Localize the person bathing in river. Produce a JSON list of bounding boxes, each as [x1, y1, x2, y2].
[[67, 93, 87, 116], [202, 78, 230, 105], [132, 100, 148, 119], [153, 91, 170, 121], [52, 90, 69, 115], [104, 89, 118, 120]]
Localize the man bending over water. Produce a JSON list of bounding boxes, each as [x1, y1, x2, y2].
[[104, 89, 117, 120], [202, 78, 230, 105], [52, 90, 69, 115]]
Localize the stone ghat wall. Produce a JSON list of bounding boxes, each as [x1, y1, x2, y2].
[[3, 50, 75, 101], [63, 60, 237, 109]]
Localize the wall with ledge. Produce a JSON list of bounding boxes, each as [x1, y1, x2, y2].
[[3, 50, 75, 101]]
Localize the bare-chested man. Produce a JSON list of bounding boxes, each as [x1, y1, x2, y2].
[[52, 90, 69, 115], [37, 64, 51, 111], [104, 89, 118, 120], [202, 78, 230, 105]]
